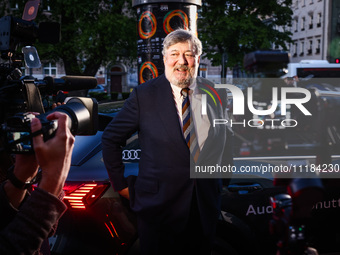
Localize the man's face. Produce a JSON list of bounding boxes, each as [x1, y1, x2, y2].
[[163, 42, 200, 88]]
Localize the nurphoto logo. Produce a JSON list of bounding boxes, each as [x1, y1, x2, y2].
[[201, 82, 312, 128]]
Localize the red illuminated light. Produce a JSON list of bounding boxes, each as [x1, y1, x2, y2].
[[63, 182, 109, 210]]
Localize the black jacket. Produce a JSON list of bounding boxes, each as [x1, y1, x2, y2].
[[0, 182, 67, 255]]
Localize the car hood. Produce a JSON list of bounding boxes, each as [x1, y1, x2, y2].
[[67, 131, 108, 181], [71, 131, 103, 166]]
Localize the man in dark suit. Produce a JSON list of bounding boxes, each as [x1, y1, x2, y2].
[[102, 28, 233, 255]]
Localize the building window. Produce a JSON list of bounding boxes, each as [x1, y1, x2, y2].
[[302, 0, 306, 7], [317, 13, 321, 27], [293, 42, 298, 57], [307, 40, 313, 55], [300, 41, 305, 56], [316, 39, 321, 54], [309, 14, 313, 29], [301, 17, 305, 31], [294, 18, 299, 32], [43, 62, 57, 77], [310, 0, 314, 4]]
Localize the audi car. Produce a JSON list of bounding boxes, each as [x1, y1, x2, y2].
[[49, 101, 139, 255], [50, 100, 340, 255]]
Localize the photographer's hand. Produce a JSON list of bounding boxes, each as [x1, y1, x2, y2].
[[4, 154, 38, 209], [32, 112, 75, 197]]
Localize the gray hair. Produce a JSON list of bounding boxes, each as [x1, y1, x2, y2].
[[162, 28, 202, 57]]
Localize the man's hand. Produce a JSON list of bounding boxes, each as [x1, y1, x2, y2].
[[5, 153, 39, 209], [32, 112, 75, 196], [118, 187, 130, 200]]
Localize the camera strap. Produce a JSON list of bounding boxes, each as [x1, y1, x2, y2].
[[24, 81, 45, 114]]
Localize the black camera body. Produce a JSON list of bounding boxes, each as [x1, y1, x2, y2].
[[3, 112, 57, 153], [0, 0, 98, 154], [0, 77, 99, 154]]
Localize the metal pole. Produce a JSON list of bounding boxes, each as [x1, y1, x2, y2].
[[132, 0, 202, 85]]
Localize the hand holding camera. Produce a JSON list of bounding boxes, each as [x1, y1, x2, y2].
[[5, 112, 75, 208], [32, 112, 75, 196]]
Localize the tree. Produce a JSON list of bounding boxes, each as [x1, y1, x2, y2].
[[2, 0, 137, 76], [198, 0, 293, 77]]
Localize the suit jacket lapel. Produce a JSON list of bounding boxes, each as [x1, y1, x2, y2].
[[154, 75, 189, 157]]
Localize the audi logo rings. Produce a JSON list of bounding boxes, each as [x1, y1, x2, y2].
[[122, 149, 141, 160]]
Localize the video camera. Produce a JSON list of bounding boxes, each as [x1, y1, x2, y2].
[[0, 0, 98, 154]]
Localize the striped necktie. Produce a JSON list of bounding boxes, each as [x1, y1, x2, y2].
[[181, 88, 200, 162]]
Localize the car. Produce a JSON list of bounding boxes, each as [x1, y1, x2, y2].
[[87, 84, 107, 96], [50, 100, 340, 255], [49, 101, 139, 255]]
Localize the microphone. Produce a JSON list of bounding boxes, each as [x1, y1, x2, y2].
[[42, 76, 97, 92], [60, 76, 98, 90]]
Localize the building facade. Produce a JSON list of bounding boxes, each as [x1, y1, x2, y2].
[[289, 0, 340, 63]]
